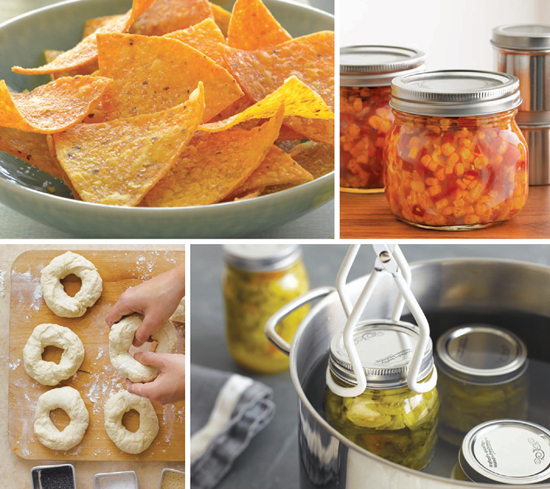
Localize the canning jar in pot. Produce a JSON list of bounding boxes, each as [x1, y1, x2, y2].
[[223, 245, 309, 375], [385, 70, 528, 229], [324, 320, 439, 470], [435, 325, 528, 446], [340, 46, 425, 192], [452, 420, 550, 484]]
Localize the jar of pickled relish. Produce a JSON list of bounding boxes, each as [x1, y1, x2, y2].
[[223, 245, 309, 375], [385, 70, 528, 229], [324, 320, 439, 470], [340, 46, 426, 192], [436, 325, 528, 446], [452, 420, 550, 484]]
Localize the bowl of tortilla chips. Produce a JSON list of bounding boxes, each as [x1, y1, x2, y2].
[[0, 0, 334, 237]]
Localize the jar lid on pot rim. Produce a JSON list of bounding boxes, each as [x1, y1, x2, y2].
[[390, 70, 522, 117], [223, 244, 302, 272], [328, 319, 434, 390], [492, 24, 550, 52], [435, 324, 528, 385], [340, 45, 426, 87], [458, 419, 550, 484]]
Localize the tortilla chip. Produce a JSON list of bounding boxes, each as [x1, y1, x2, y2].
[[199, 76, 333, 134], [290, 141, 334, 179], [44, 50, 99, 80], [228, 0, 291, 50], [0, 127, 65, 180], [130, 0, 214, 36], [165, 18, 226, 65], [45, 134, 81, 198], [144, 104, 284, 207], [232, 188, 263, 200], [277, 125, 307, 140], [210, 3, 231, 37], [230, 145, 312, 197], [83, 15, 124, 39], [53, 83, 205, 206], [95, 33, 241, 123], [221, 32, 334, 143], [12, 0, 155, 75], [0, 76, 111, 134], [208, 94, 254, 123]]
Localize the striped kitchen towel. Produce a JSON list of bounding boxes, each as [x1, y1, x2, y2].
[[191, 364, 276, 489]]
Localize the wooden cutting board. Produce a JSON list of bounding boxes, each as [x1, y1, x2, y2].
[[8, 249, 186, 461]]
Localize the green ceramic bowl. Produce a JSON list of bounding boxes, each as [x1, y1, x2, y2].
[[0, 0, 334, 238]]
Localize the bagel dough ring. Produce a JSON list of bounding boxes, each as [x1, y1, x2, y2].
[[104, 391, 159, 454], [34, 386, 89, 451], [109, 314, 178, 382], [23, 323, 85, 386], [41, 251, 103, 318]]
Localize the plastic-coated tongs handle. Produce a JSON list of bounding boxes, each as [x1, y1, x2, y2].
[[327, 245, 437, 397]]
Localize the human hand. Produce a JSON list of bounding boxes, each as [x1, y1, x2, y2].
[[126, 352, 185, 405], [106, 262, 185, 347]]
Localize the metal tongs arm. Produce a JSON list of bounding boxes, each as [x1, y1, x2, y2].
[[328, 245, 437, 397]]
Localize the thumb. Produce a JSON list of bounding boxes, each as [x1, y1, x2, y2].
[[133, 314, 162, 347], [105, 301, 135, 328], [134, 351, 169, 370], [126, 379, 156, 400]]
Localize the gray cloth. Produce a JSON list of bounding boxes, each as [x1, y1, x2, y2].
[[191, 364, 276, 489]]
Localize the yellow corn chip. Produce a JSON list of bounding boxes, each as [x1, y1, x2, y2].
[[44, 50, 99, 80], [199, 76, 333, 132], [165, 18, 226, 66], [12, 0, 155, 75], [290, 140, 334, 179], [53, 83, 205, 206], [82, 15, 124, 39], [210, 3, 231, 37], [227, 0, 291, 50], [144, 104, 284, 207], [95, 33, 242, 123], [0, 76, 111, 134]]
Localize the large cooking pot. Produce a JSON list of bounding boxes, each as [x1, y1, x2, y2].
[[266, 258, 550, 488]]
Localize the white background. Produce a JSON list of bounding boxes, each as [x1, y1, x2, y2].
[[341, 0, 550, 71]]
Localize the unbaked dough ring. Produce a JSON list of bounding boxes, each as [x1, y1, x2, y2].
[[104, 391, 159, 454], [34, 386, 89, 451], [41, 251, 103, 318], [23, 323, 85, 386], [109, 314, 178, 382]]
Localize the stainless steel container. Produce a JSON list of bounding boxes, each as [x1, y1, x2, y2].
[[94, 471, 138, 488], [492, 25, 550, 185], [266, 258, 550, 489]]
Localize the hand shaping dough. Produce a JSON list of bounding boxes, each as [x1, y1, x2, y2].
[[34, 386, 89, 450], [41, 251, 102, 318], [104, 391, 159, 454], [23, 323, 85, 386], [170, 298, 185, 324], [109, 314, 178, 382]]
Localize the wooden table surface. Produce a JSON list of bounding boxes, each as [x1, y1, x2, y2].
[[340, 186, 550, 239]]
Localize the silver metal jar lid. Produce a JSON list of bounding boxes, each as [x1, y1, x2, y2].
[[459, 419, 550, 484], [492, 24, 550, 52], [340, 45, 426, 87], [223, 244, 302, 272], [328, 319, 434, 390], [436, 325, 528, 385], [390, 70, 522, 117]]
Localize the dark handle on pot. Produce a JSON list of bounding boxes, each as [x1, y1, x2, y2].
[[265, 286, 336, 356]]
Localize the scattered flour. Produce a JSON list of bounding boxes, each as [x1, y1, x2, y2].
[[9, 359, 21, 371], [0, 270, 6, 298], [11, 269, 42, 311]]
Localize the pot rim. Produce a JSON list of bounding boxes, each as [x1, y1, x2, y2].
[[289, 257, 550, 488]]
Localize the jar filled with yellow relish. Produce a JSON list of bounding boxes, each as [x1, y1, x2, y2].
[[223, 245, 309, 375], [324, 320, 439, 470], [385, 70, 528, 229], [340, 46, 426, 192], [436, 325, 528, 446], [452, 420, 550, 484]]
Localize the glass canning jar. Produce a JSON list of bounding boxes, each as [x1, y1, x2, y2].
[[435, 325, 528, 446], [324, 320, 439, 470], [223, 245, 309, 375], [340, 46, 425, 192], [451, 420, 550, 484], [385, 70, 528, 229]]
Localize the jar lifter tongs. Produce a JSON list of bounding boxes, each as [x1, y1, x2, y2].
[[265, 244, 436, 396]]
